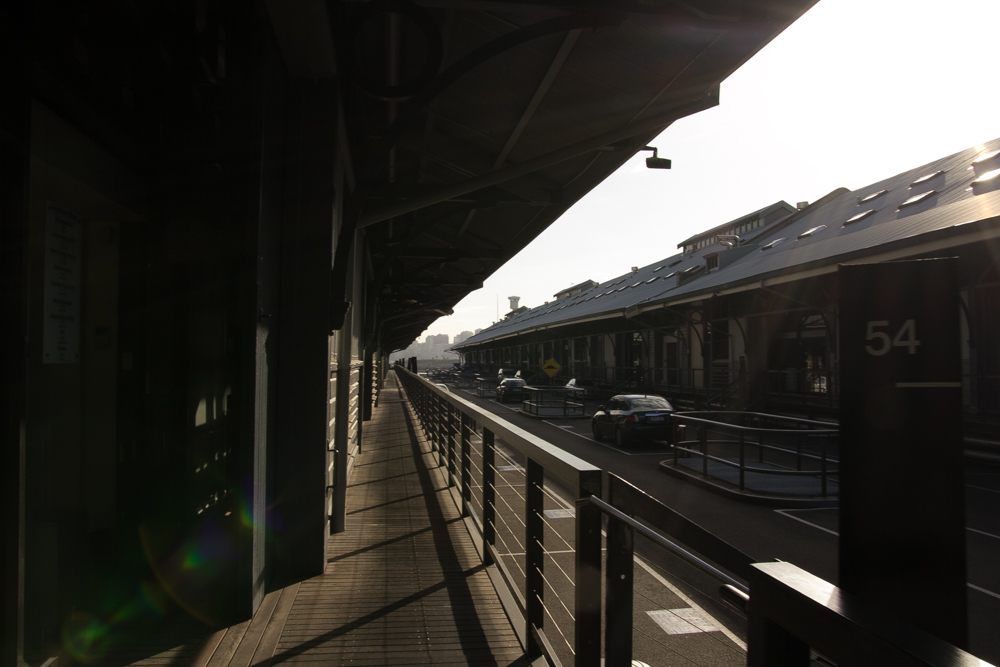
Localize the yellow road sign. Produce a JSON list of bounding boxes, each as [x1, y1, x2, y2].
[[541, 358, 561, 378]]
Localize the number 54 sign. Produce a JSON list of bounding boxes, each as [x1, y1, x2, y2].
[[864, 319, 919, 356], [838, 258, 967, 647]]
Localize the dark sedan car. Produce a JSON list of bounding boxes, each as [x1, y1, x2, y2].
[[496, 378, 528, 403], [591, 394, 674, 447]]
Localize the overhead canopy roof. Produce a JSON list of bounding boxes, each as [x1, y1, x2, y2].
[[265, 0, 819, 351]]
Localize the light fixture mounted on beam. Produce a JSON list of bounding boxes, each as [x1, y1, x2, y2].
[[641, 145, 671, 170]]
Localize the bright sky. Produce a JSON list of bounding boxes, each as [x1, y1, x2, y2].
[[417, 0, 1000, 345]]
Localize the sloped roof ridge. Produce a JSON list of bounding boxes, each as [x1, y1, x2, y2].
[[676, 200, 796, 248]]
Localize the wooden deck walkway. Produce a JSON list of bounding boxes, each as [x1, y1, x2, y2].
[[115, 373, 529, 667]]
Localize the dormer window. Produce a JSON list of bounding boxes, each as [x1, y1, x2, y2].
[[844, 209, 876, 226], [798, 225, 827, 239], [858, 189, 887, 204], [898, 190, 936, 209], [705, 253, 719, 271], [910, 170, 943, 188]]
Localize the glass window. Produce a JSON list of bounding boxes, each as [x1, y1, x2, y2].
[[972, 168, 1000, 184], [798, 225, 827, 239], [898, 190, 936, 208], [844, 209, 876, 225], [910, 170, 943, 187], [858, 189, 887, 203], [626, 396, 673, 411], [972, 149, 1000, 166]]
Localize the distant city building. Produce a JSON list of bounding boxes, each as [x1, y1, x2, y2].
[[396, 333, 454, 359]]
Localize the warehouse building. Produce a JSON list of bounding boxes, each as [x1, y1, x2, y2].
[[452, 139, 1000, 439]]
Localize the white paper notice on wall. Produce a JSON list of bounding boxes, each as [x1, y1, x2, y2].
[[43, 203, 82, 364]]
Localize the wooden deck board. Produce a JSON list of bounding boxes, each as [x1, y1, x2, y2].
[[266, 375, 530, 666], [114, 375, 529, 666]]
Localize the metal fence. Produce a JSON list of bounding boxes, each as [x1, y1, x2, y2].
[[670, 412, 839, 497], [394, 368, 987, 667], [398, 367, 602, 667], [476, 376, 497, 397], [522, 387, 586, 419]]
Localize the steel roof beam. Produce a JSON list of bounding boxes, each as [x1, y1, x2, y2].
[[382, 247, 504, 260], [359, 91, 718, 227]]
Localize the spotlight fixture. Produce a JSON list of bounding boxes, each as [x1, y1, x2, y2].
[[641, 145, 672, 170]]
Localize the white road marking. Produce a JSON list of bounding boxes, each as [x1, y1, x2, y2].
[[647, 608, 720, 635], [967, 484, 1000, 494], [969, 583, 1000, 600], [543, 420, 636, 456], [634, 556, 747, 651], [539, 485, 743, 650], [774, 509, 840, 537], [968, 527, 1000, 541], [776, 510, 1000, 543]]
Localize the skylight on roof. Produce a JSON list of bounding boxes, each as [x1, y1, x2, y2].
[[645, 277, 658, 283], [971, 168, 1000, 195], [973, 149, 1000, 166], [798, 225, 827, 239], [844, 209, 876, 225], [631, 282, 641, 288], [664, 271, 678, 279], [858, 189, 887, 203], [668, 260, 682, 267], [898, 190, 936, 208], [972, 168, 1000, 184], [910, 170, 943, 187], [760, 238, 786, 250], [652, 265, 665, 272]]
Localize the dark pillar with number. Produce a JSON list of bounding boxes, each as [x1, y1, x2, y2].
[[839, 258, 967, 648]]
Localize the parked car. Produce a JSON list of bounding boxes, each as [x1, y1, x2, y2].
[[497, 368, 518, 382], [496, 378, 528, 403], [591, 394, 674, 447]]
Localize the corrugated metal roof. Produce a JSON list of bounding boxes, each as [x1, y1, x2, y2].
[[455, 138, 1000, 350], [675, 201, 797, 248]]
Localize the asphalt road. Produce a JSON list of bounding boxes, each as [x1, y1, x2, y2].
[[449, 385, 1000, 665]]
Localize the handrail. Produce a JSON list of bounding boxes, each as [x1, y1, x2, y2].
[[672, 445, 839, 475], [394, 368, 990, 667], [395, 367, 602, 667], [409, 369, 598, 482], [587, 496, 747, 596], [674, 411, 838, 431]]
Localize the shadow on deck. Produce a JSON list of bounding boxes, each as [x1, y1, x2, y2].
[[105, 375, 529, 666]]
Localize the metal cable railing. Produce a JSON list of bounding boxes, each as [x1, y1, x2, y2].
[[670, 411, 839, 497], [393, 367, 988, 667]]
